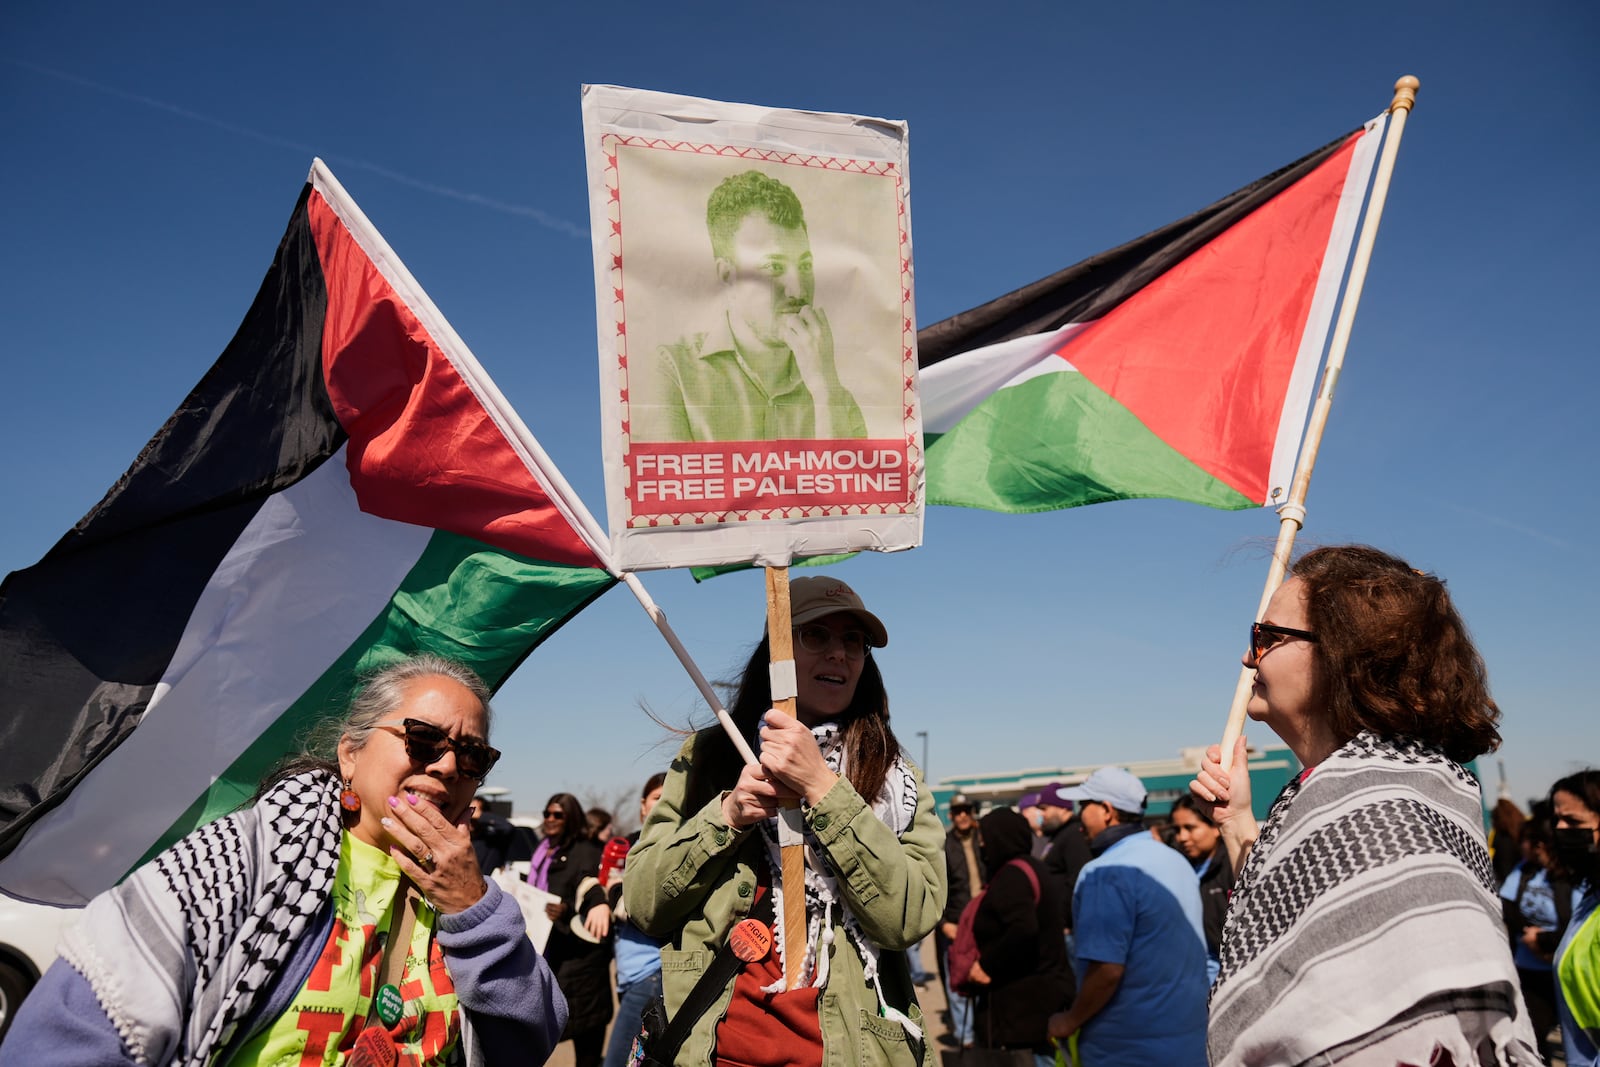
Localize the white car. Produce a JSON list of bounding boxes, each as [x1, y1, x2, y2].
[[0, 895, 75, 1041]]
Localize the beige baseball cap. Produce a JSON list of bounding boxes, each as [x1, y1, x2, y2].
[[787, 576, 888, 648]]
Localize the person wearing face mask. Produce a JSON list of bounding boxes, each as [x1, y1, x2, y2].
[[1017, 791, 1049, 858], [624, 577, 944, 1067], [1189, 545, 1541, 1067], [1550, 769, 1600, 1066]]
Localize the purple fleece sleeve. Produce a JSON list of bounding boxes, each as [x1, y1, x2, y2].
[[0, 959, 135, 1065], [435, 878, 568, 1062]]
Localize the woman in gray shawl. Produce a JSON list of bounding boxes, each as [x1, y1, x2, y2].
[[1190, 545, 1541, 1066], [2, 654, 565, 1066]]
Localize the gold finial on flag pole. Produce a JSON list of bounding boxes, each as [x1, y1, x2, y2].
[[1390, 75, 1420, 113]]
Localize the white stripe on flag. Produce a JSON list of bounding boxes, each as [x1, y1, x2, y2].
[[0, 447, 431, 904], [920, 323, 1088, 434], [1265, 117, 1385, 503]]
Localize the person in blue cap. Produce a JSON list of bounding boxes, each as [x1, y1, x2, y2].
[[1046, 766, 1207, 1066]]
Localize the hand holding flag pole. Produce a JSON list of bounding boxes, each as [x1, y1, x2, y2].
[[621, 567, 806, 987], [1219, 76, 1421, 775]]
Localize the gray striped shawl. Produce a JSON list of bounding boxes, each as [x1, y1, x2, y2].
[[60, 771, 340, 1065], [1208, 733, 1541, 1067]]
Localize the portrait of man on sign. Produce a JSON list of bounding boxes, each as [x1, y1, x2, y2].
[[584, 85, 920, 569], [645, 170, 866, 443]]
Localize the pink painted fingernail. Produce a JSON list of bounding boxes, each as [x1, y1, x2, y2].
[[406, 793, 419, 805], [387, 795, 399, 808]]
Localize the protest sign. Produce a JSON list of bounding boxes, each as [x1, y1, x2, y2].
[[582, 84, 922, 571]]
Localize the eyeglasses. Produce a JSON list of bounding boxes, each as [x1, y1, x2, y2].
[[542, 810, 566, 820], [373, 719, 501, 781], [794, 623, 869, 660], [1249, 621, 1319, 660]]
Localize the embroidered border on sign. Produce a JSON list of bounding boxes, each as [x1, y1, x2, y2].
[[601, 133, 919, 527]]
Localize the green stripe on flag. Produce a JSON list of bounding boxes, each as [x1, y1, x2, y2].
[[925, 369, 1254, 513], [135, 529, 615, 868]]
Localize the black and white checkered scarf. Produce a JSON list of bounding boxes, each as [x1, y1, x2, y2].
[[1208, 732, 1541, 1066], [61, 770, 340, 1065], [757, 722, 919, 1034]]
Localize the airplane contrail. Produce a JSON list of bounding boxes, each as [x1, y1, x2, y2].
[[9, 58, 587, 239]]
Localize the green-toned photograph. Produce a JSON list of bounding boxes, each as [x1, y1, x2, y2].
[[617, 150, 905, 446]]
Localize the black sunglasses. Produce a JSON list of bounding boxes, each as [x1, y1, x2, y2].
[[794, 623, 870, 660], [374, 718, 501, 781], [542, 810, 567, 820], [1249, 621, 1318, 661]]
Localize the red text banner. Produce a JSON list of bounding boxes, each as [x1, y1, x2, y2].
[[627, 439, 912, 521]]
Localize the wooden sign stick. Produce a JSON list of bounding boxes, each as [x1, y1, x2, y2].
[[765, 565, 807, 990]]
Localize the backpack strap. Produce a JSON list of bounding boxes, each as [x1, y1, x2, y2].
[[650, 883, 777, 1065], [1007, 856, 1041, 905]]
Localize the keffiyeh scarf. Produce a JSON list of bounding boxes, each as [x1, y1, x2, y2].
[[60, 770, 341, 1066], [1208, 732, 1541, 1066], [757, 722, 919, 1035]]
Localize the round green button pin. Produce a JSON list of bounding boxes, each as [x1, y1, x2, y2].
[[375, 983, 405, 1027]]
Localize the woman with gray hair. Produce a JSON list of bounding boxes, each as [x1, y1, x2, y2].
[[2, 653, 566, 1066]]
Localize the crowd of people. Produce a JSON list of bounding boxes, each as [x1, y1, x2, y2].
[[1, 551, 1596, 1067]]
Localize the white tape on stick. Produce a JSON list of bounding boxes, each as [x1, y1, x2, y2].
[[779, 806, 805, 846], [769, 660, 798, 701]]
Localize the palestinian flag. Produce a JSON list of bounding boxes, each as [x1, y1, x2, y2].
[[919, 116, 1385, 513], [0, 161, 617, 905]]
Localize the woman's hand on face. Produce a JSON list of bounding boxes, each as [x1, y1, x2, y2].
[[381, 792, 486, 915], [1189, 737, 1254, 827], [721, 761, 797, 829], [758, 709, 839, 805]]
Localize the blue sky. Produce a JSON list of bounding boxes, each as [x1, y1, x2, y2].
[[3, 3, 1595, 819]]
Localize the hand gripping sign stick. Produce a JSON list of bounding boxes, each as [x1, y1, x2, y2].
[[622, 569, 806, 988], [1218, 76, 1421, 774], [765, 566, 809, 990]]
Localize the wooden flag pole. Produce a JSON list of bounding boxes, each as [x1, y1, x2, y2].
[[764, 566, 808, 990], [1218, 76, 1420, 772]]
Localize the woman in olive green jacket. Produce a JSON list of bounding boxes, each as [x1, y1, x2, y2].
[[625, 577, 947, 1067]]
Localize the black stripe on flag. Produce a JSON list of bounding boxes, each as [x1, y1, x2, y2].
[[0, 184, 340, 854]]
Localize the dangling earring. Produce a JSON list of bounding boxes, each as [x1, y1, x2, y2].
[[340, 779, 362, 813]]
